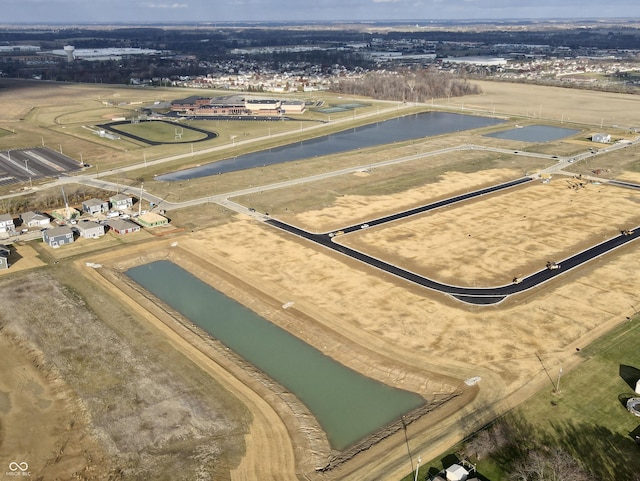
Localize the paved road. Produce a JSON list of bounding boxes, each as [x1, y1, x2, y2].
[[266, 217, 640, 306], [262, 176, 640, 305], [327, 177, 533, 234]]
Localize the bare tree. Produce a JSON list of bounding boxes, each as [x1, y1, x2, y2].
[[510, 448, 589, 481]]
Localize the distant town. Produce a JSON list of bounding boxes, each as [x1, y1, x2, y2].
[[1, 20, 639, 94]]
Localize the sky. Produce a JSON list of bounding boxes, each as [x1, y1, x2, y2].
[[2, 0, 640, 24]]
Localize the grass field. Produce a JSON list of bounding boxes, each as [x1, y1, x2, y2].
[[511, 316, 640, 480], [401, 314, 640, 481], [111, 120, 211, 142]]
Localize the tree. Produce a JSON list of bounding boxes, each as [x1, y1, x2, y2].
[[510, 448, 590, 481]]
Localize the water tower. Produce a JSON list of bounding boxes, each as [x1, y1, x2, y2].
[[63, 45, 75, 62]]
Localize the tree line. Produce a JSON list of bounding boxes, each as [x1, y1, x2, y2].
[[330, 68, 481, 102]]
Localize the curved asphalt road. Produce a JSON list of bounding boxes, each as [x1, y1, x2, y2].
[[265, 177, 640, 305]]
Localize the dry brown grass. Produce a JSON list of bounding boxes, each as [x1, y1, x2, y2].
[[455, 80, 640, 129], [339, 177, 640, 285], [0, 267, 250, 480]]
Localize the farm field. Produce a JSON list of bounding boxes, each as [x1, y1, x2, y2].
[[1, 78, 640, 481]]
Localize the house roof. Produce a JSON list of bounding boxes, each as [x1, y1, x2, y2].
[[46, 225, 74, 237], [75, 220, 103, 231], [20, 211, 37, 222], [0, 213, 13, 222], [106, 218, 140, 231], [136, 212, 167, 225], [21, 211, 49, 223], [83, 198, 108, 207], [110, 193, 132, 202]]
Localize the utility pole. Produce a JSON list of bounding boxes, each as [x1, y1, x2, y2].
[[555, 367, 563, 393], [139, 183, 144, 216]]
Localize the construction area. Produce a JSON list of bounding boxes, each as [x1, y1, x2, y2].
[[2, 78, 640, 480]]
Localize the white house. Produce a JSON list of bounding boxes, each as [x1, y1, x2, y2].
[[109, 193, 134, 211], [0, 213, 15, 235], [82, 198, 109, 215], [20, 211, 51, 229], [592, 133, 611, 143], [74, 220, 105, 239]]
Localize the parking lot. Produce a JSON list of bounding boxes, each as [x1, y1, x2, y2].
[[0, 147, 83, 186]]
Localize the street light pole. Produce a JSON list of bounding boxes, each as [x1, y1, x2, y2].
[[414, 456, 421, 481]]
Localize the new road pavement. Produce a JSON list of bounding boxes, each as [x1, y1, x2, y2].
[[264, 177, 640, 305]]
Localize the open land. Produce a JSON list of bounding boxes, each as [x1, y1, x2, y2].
[[1, 79, 640, 480]]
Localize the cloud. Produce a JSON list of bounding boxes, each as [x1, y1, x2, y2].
[[372, 0, 401, 3], [145, 2, 188, 8]]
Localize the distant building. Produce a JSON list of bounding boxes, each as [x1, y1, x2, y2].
[[82, 198, 109, 215], [281, 101, 306, 114], [245, 99, 281, 115], [109, 193, 134, 211], [170, 96, 212, 112], [592, 133, 611, 143], [445, 56, 507, 66], [170, 95, 289, 117], [43, 225, 74, 248]]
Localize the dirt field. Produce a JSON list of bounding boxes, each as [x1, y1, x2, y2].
[[3, 80, 640, 480]]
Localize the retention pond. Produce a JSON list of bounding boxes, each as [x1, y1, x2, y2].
[[484, 124, 579, 142], [126, 260, 425, 450], [157, 111, 504, 180]]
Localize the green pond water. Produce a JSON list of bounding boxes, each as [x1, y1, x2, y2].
[[126, 260, 425, 450]]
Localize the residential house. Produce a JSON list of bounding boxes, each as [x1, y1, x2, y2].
[[0, 213, 15, 235], [135, 212, 168, 228], [82, 198, 109, 215], [20, 211, 51, 229], [109, 193, 134, 211], [592, 133, 611, 143], [43, 225, 74, 248], [105, 218, 141, 235], [74, 220, 105, 239], [0, 244, 9, 270]]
